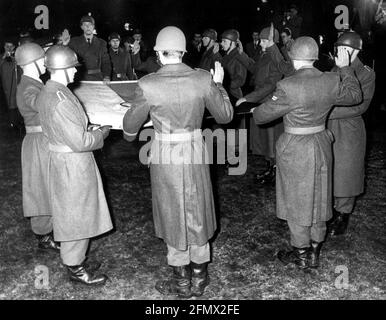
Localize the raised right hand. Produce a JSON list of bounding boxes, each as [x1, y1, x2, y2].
[[211, 61, 224, 84]]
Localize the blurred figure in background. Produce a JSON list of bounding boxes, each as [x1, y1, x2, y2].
[[0, 38, 23, 129], [198, 28, 222, 72]]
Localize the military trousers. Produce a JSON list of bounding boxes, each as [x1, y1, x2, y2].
[[334, 197, 356, 214], [60, 239, 89, 266], [30, 216, 53, 235], [167, 243, 210, 266], [287, 221, 326, 248]]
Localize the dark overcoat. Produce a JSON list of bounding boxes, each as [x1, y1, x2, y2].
[[122, 63, 233, 250], [37, 80, 113, 241], [253, 66, 361, 226], [328, 58, 376, 197], [16, 75, 50, 217]]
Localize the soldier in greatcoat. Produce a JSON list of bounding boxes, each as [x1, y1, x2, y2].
[[253, 37, 362, 269], [122, 26, 233, 298], [236, 26, 284, 185], [327, 31, 376, 236], [37, 45, 113, 285], [15, 43, 59, 251]]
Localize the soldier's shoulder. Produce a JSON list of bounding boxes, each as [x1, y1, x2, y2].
[[95, 37, 107, 46], [361, 64, 376, 80], [194, 68, 211, 77]]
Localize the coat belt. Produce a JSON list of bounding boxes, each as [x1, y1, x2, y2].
[[155, 130, 202, 142], [87, 69, 101, 74], [285, 125, 325, 135], [48, 143, 73, 153], [25, 125, 42, 133]]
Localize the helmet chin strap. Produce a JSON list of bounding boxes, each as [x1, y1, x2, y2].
[[34, 61, 42, 76], [64, 69, 70, 83]]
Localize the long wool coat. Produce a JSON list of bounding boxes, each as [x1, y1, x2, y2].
[[122, 63, 233, 250], [253, 66, 361, 226], [37, 80, 113, 241], [16, 75, 50, 217], [328, 58, 376, 197]]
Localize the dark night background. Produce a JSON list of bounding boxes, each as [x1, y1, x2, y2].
[[0, 0, 382, 47]]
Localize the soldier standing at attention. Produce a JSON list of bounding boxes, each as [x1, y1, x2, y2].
[[37, 45, 113, 285], [62, 15, 111, 81], [15, 43, 59, 251], [327, 31, 376, 236], [122, 26, 233, 298], [253, 37, 362, 269]]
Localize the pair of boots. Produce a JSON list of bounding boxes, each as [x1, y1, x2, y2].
[[155, 262, 209, 298], [277, 241, 322, 269], [327, 211, 350, 236], [66, 259, 108, 286]]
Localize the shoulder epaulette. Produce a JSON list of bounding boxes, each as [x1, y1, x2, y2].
[[56, 90, 67, 102]]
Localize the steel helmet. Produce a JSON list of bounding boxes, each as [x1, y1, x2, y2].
[[203, 29, 217, 41], [15, 42, 45, 66], [221, 29, 239, 42], [335, 31, 362, 50], [259, 26, 280, 43], [288, 36, 319, 60], [45, 45, 80, 70], [154, 26, 186, 52]]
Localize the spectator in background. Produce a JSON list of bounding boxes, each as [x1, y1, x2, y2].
[[132, 29, 149, 62], [186, 32, 205, 68], [108, 32, 140, 81], [282, 4, 303, 39], [0, 38, 23, 129], [198, 28, 222, 72], [245, 30, 261, 62], [62, 15, 111, 82], [280, 27, 294, 61]]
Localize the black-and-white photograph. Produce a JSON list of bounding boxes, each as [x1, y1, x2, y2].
[[0, 0, 385, 305]]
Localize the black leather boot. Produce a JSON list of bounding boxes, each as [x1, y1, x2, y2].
[[309, 241, 322, 268], [36, 232, 60, 251], [155, 265, 192, 298], [66, 264, 108, 286], [328, 212, 350, 236], [190, 262, 209, 297], [82, 258, 101, 272], [277, 247, 310, 269]]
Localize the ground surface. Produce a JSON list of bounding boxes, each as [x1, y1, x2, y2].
[[0, 106, 385, 300]]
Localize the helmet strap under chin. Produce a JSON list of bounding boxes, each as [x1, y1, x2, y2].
[[64, 69, 70, 83], [34, 61, 42, 76]]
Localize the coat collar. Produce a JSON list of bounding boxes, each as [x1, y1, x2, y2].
[[46, 80, 72, 95], [22, 75, 43, 86], [351, 57, 363, 72], [156, 63, 193, 74]]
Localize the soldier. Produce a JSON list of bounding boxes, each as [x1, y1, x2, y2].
[[15, 43, 59, 251], [327, 31, 376, 236], [37, 45, 113, 285], [108, 32, 140, 81], [198, 29, 222, 72], [280, 27, 294, 61], [236, 26, 283, 185], [63, 15, 111, 81], [253, 37, 361, 269], [220, 29, 247, 103], [122, 26, 233, 298]]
